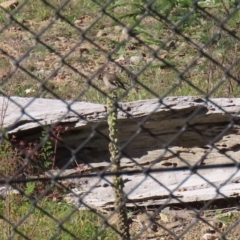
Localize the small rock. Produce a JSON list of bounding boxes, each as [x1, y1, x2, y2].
[[114, 25, 122, 33], [160, 212, 169, 223], [166, 220, 182, 229], [130, 55, 143, 64], [119, 27, 128, 41], [115, 55, 125, 62], [201, 233, 219, 240], [96, 30, 104, 37], [25, 88, 35, 94], [0, 0, 19, 10], [74, 20, 82, 26], [166, 40, 176, 50], [0, 186, 19, 198]]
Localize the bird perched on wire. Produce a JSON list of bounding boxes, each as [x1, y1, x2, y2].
[[98, 71, 139, 92]]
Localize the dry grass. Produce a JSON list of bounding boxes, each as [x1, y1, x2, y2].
[[0, 0, 239, 105]]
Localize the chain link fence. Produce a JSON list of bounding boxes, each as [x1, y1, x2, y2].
[[0, 0, 240, 239]]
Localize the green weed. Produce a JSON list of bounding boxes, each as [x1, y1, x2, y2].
[[0, 196, 118, 239]]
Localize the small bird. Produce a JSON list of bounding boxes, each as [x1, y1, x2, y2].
[[98, 71, 129, 91]]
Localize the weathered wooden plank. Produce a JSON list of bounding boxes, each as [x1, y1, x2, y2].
[[1, 96, 240, 209]]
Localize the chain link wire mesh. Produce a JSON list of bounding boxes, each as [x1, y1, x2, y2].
[[1, 0, 240, 239]]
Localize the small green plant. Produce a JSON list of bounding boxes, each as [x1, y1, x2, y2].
[[0, 136, 20, 177], [39, 127, 54, 169], [0, 196, 118, 239], [22, 182, 37, 202], [216, 209, 223, 214], [25, 182, 36, 196], [0, 134, 22, 239]]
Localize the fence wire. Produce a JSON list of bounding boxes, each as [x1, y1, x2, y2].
[[0, 0, 240, 239]]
